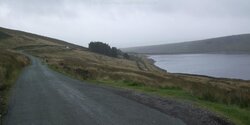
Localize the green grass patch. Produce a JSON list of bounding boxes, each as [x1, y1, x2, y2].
[[198, 101, 250, 125]]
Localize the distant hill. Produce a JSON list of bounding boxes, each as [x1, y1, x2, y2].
[[122, 34, 250, 54]]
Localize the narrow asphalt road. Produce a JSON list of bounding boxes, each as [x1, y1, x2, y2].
[[3, 56, 186, 125]]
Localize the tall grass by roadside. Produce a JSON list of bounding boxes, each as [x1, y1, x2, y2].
[[0, 50, 29, 117]]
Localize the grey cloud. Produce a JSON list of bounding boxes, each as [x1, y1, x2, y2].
[[0, 0, 250, 47]]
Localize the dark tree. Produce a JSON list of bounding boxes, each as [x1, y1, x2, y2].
[[111, 47, 118, 57], [89, 42, 111, 56], [88, 41, 130, 59], [123, 53, 130, 59]]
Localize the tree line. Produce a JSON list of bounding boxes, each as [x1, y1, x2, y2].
[[88, 41, 129, 59]]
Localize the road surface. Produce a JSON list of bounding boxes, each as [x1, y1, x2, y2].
[[3, 56, 185, 125]]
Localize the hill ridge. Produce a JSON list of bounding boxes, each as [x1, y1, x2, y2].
[[122, 34, 250, 54]]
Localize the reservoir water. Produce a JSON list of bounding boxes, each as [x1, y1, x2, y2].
[[150, 54, 250, 80]]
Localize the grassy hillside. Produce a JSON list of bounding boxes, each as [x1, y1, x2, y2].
[[0, 27, 250, 125], [122, 34, 250, 54], [0, 27, 87, 50]]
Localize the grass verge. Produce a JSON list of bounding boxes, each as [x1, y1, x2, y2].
[[0, 69, 22, 115], [0, 50, 29, 122]]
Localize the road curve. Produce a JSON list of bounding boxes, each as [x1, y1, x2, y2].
[[3, 56, 185, 125]]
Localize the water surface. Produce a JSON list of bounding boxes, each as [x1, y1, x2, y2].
[[150, 54, 250, 80]]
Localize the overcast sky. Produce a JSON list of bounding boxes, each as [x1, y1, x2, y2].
[[0, 0, 250, 48]]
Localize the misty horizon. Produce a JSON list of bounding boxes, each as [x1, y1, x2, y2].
[[1, 0, 250, 48]]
